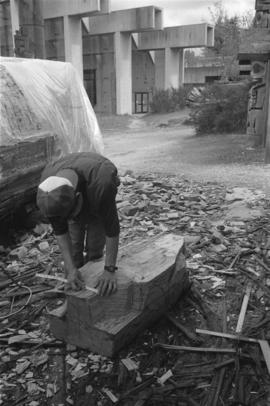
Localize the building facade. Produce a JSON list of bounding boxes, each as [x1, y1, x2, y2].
[[0, 0, 214, 114]]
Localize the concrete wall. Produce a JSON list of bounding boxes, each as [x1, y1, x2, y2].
[[83, 34, 116, 114], [132, 50, 155, 112], [44, 17, 65, 60], [83, 34, 155, 114], [185, 66, 223, 84], [154, 50, 165, 90], [0, 2, 13, 56]]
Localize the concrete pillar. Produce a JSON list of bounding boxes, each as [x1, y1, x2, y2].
[[17, 0, 45, 59], [114, 31, 132, 115], [10, 0, 19, 53], [154, 50, 165, 90], [164, 47, 180, 89], [64, 15, 83, 79], [179, 48, 185, 86]]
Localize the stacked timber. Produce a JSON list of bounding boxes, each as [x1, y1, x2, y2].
[[0, 134, 55, 220], [0, 64, 54, 220], [49, 234, 189, 356], [239, 0, 270, 61]]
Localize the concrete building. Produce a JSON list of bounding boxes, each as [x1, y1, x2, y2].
[[0, 0, 214, 114]]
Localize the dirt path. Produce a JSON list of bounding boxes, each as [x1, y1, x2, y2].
[[98, 110, 270, 193]]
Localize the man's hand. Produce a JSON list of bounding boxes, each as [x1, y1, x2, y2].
[[95, 271, 117, 296], [66, 268, 85, 291]]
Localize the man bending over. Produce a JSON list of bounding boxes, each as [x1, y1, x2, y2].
[[36, 152, 120, 296]]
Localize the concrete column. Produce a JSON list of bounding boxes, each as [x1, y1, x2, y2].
[[154, 50, 165, 90], [114, 31, 132, 115], [179, 48, 185, 86], [10, 0, 20, 53], [64, 15, 83, 79], [164, 47, 180, 89]]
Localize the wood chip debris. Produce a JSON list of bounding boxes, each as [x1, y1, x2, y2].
[[0, 174, 270, 405]]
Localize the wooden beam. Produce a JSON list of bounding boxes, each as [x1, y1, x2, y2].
[[235, 284, 252, 333], [265, 60, 270, 162], [156, 343, 237, 354], [259, 340, 270, 374], [239, 28, 270, 57], [36, 273, 98, 294], [49, 234, 188, 356], [196, 329, 258, 344], [256, 0, 270, 11]]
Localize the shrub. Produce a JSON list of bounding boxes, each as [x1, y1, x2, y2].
[[150, 87, 188, 113], [190, 82, 250, 135]]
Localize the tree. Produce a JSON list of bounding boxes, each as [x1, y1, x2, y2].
[[184, 49, 198, 67], [203, 1, 254, 80]]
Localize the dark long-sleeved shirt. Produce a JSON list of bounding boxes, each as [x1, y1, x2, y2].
[[39, 152, 120, 237]]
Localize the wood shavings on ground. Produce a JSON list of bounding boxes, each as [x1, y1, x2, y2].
[[0, 173, 270, 405]]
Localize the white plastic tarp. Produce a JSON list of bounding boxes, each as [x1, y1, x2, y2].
[[0, 57, 103, 154]]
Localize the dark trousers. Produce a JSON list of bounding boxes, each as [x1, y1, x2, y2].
[[68, 216, 106, 268]]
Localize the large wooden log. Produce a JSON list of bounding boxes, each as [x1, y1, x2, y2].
[[239, 28, 270, 61], [0, 133, 55, 220], [49, 234, 189, 356], [256, 0, 270, 11]]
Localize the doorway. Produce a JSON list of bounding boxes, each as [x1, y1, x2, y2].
[[84, 69, 97, 106], [135, 92, 149, 113]]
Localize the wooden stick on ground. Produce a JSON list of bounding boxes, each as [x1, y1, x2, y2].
[[195, 329, 258, 344], [36, 273, 98, 294], [236, 283, 252, 334], [259, 340, 270, 375], [155, 343, 237, 354], [196, 329, 270, 376]]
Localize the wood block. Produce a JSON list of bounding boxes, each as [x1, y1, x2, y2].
[[256, 0, 270, 11], [0, 133, 55, 220], [239, 28, 270, 59], [49, 234, 188, 356]]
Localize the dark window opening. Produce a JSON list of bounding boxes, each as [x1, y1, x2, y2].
[[239, 59, 251, 65], [135, 92, 149, 114], [84, 69, 97, 106], [205, 76, 221, 83], [240, 70, 251, 76]]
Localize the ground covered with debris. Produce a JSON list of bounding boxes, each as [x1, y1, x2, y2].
[[0, 173, 270, 406]]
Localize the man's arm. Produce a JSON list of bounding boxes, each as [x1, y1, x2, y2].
[[56, 233, 84, 290], [105, 235, 119, 267], [96, 235, 119, 296]]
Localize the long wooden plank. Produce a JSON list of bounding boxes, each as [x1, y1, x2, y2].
[[36, 273, 98, 294], [259, 340, 270, 375], [156, 343, 237, 354], [49, 234, 188, 356], [236, 284, 252, 333], [265, 61, 270, 163], [196, 329, 258, 344]]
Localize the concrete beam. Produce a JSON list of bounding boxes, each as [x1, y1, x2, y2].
[[138, 23, 214, 50], [87, 6, 163, 35], [41, 0, 110, 19]]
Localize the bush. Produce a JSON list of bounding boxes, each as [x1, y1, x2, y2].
[[190, 83, 250, 135], [150, 87, 188, 113]]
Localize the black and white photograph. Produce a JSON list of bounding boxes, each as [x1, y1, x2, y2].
[[0, 0, 270, 405]]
